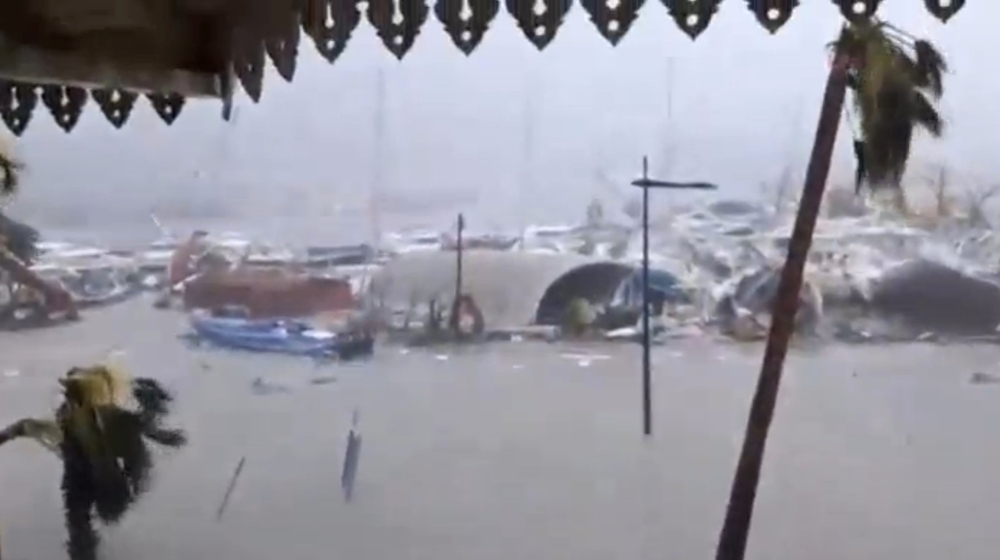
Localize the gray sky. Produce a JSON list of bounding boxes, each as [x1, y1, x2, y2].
[[6, 1, 995, 233]]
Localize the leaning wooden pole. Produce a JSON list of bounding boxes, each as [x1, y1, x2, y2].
[[714, 47, 851, 560]]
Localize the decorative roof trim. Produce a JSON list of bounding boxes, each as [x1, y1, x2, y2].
[[0, 0, 966, 135]]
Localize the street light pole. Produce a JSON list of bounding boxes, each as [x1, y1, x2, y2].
[[641, 158, 651, 436], [632, 156, 717, 436]]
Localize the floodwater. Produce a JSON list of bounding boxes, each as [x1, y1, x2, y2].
[[1, 298, 999, 560]]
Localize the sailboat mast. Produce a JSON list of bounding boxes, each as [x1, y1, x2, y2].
[[518, 82, 534, 246], [370, 68, 386, 249]]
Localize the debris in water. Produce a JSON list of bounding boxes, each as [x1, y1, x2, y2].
[[250, 377, 291, 395], [3, 368, 19, 378], [216, 456, 247, 521], [341, 410, 362, 502], [559, 353, 611, 362], [969, 372, 1000, 385], [434, 354, 449, 361], [310, 376, 337, 385]]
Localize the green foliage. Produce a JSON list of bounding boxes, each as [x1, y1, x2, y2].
[[56, 365, 187, 560], [0, 139, 36, 264], [0, 142, 22, 198], [833, 21, 947, 191]]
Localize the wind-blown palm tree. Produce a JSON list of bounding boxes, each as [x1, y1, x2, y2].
[[715, 22, 948, 560], [0, 365, 187, 560], [0, 140, 35, 264], [837, 21, 947, 193], [0, 140, 77, 318]]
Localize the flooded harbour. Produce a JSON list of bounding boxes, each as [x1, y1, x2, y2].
[[1, 298, 999, 560]]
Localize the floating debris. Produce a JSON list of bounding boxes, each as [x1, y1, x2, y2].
[[969, 372, 1000, 385], [216, 456, 247, 521], [341, 410, 362, 502], [250, 377, 291, 395]]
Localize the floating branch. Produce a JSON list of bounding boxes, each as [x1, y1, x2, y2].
[[215, 457, 247, 521], [436, 0, 501, 54], [746, 0, 798, 33]]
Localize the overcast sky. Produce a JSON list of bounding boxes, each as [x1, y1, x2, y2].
[[5, 0, 995, 235]]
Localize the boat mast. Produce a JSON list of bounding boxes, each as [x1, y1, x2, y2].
[[518, 79, 534, 248], [370, 68, 386, 250]]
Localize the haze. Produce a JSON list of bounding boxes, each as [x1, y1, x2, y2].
[[6, 0, 996, 238]]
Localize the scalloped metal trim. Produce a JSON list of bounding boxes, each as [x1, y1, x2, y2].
[[0, 0, 967, 134]]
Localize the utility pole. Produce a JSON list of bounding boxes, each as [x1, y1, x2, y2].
[[631, 156, 717, 436], [450, 213, 465, 336], [518, 82, 535, 248]]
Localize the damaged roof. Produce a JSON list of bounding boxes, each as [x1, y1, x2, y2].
[[0, 0, 966, 135]]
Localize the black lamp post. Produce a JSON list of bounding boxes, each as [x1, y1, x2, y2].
[[631, 156, 717, 436]]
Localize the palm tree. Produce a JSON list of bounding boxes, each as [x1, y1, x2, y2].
[[837, 21, 947, 194], [0, 365, 187, 560], [0, 140, 78, 318], [714, 22, 948, 560], [0, 140, 34, 263]]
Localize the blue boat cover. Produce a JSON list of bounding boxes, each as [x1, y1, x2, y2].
[[190, 315, 342, 356], [613, 269, 690, 307]]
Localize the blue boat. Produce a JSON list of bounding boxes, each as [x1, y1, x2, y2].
[[189, 315, 373, 359]]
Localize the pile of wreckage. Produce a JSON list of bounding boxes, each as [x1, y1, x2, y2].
[[0, 225, 379, 359], [7, 193, 1000, 348]]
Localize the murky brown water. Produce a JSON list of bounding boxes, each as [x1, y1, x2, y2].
[[1, 298, 999, 560]]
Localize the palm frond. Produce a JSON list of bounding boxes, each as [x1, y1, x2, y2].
[[909, 92, 944, 136], [841, 20, 948, 192], [0, 417, 63, 454], [912, 40, 947, 97], [56, 365, 188, 560], [0, 145, 22, 197], [0, 210, 39, 264]]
